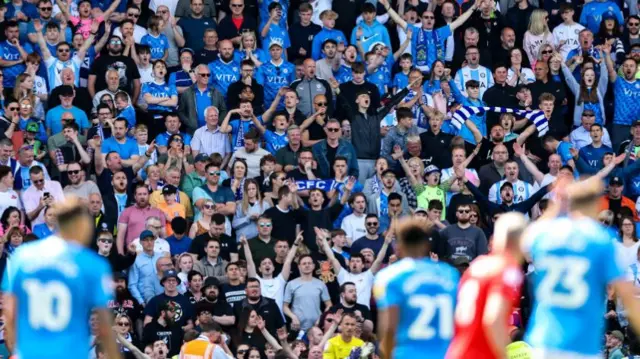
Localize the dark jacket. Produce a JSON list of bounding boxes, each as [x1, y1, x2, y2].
[[478, 162, 504, 195], [290, 77, 334, 116], [288, 21, 322, 62], [466, 180, 549, 216], [338, 87, 408, 160], [420, 130, 454, 169], [217, 15, 258, 43], [312, 139, 359, 179], [482, 83, 519, 128], [227, 79, 265, 113], [178, 85, 228, 134], [232, 296, 285, 334], [336, 81, 381, 119]]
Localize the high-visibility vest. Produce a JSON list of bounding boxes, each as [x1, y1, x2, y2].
[[179, 337, 216, 359]]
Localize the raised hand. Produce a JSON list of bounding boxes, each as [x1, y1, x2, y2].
[[90, 19, 100, 34], [356, 26, 363, 39], [569, 146, 579, 159], [256, 315, 266, 331], [294, 231, 304, 246], [513, 142, 524, 157], [240, 235, 248, 247], [33, 19, 43, 33], [345, 176, 356, 192], [277, 327, 288, 342]]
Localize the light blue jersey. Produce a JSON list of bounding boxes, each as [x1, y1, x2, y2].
[[524, 217, 624, 356], [140, 33, 169, 60], [374, 257, 459, 358], [2, 235, 113, 359]]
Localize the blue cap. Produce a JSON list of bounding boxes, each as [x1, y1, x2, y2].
[[603, 11, 616, 21], [161, 269, 181, 285], [140, 230, 154, 240]]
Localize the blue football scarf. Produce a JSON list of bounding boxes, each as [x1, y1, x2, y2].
[[451, 106, 549, 137], [295, 179, 340, 192]]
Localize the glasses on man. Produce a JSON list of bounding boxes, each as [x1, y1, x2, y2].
[[326, 128, 340, 133], [7, 107, 18, 111], [630, 22, 640, 26], [199, 73, 210, 77], [231, 3, 244, 7], [127, 12, 140, 17], [99, 238, 113, 244], [457, 209, 470, 214], [366, 222, 378, 227], [117, 321, 130, 327], [110, 40, 122, 45], [259, 223, 272, 228], [208, 171, 221, 176], [33, 179, 45, 184], [315, 102, 327, 107], [157, 10, 168, 14], [67, 170, 80, 175], [58, 48, 70, 53], [40, 6, 52, 11]]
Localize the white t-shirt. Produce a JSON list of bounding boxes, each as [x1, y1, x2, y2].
[[337, 268, 375, 308], [133, 237, 170, 255], [533, 173, 557, 200], [617, 241, 640, 271], [259, 274, 287, 316], [553, 22, 585, 60], [0, 189, 22, 218], [341, 213, 366, 243]]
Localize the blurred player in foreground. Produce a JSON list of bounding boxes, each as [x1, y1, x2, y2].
[[374, 218, 460, 359], [2, 197, 120, 359], [523, 176, 640, 358], [446, 212, 528, 359]]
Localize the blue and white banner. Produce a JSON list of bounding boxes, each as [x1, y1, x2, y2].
[[294, 179, 340, 192], [451, 106, 549, 137]]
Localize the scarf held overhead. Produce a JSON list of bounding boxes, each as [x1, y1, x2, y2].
[[451, 106, 549, 137]]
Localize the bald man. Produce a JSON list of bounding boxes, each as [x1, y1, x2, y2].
[[207, 39, 240, 99], [290, 58, 334, 116]]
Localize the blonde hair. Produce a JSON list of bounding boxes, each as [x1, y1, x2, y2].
[[528, 9, 550, 35], [14, 74, 37, 108], [537, 44, 554, 61], [241, 179, 265, 214], [239, 31, 258, 51], [407, 157, 424, 175]]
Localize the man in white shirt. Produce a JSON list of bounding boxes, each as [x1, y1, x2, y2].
[[192, 106, 232, 159], [318, 227, 390, 308], [229, 129, 269, 178], [341, 193, 367, 245], [488, 159, 534, 204], [552, 4, 585, 60], [0, 165, 21, 218], [22, 166, 65, 226], [570, 110, 612, 150], [132, 217, 170, 256], [454, 46, 494, 98]]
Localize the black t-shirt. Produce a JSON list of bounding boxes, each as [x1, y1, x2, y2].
[[263, 206, 304, 244], [326, 144, 337, 178], [190, 233, 237, 261], [90, 54, 141, 95], [107, 295, 144, 323], [221, 283, 246, 307], [329, 303, 372, 321], [144, 293, 194, 328], [97, 167, 135, 195], [142, 321, 184, 357]]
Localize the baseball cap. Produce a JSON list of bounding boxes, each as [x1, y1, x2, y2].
[[161, 269, 181, 285], [180, 47, 194, 56], [162, 184, 178, 196], [269, 39, 284, 49], [423, 165, 440, 176], [603, 11, 616, 21], [140, 230, 154, 240], [501, 182, 514, 191], [25, 121, 39, 133], [381, 169, 395, 178], [632, 120, 640, 127], [610, 176, 624, 186], [194, 153, 210, 163], [202, 277, 220, 291], [414, 208, 428, 215], [610, 330, 625, 341]]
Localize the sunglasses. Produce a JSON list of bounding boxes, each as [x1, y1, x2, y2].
[[127, 13, 140, 17], [21, 104, 31, 109], [630, 22, 640, 26], [542, 50, 553, 54], [172, 138, 183, 143], [110, 40, 122, 45], [470, 213, 478, 218], [238, 350, 247, 355], [7, 107, 18, 111], [315, 102, 327, 107], [99, 238, 113, 243], [40, 6, 52, 11], [231, 3, 244, 7], [366, 222, 378, 226], [208, 171, 221, 176], [33, 179, 45, 184], [327, 128, 340, 132], [457, 209, 470, 214], [117, 321, 130, 326], [204, 204, 214, 209], [58, 49, 70, 53], [67, 170, 80, 175], [199, 73, 210, 77], [423, 15, 434, 19], [259, 223, 272, 227], [157, 10, 168, 14]]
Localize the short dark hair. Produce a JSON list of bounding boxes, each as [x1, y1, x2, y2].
[[351, 62, 365, 74], [465, 80, 480, 89], [187, 270, 203, 282], [211, 213, 226, 225], [29, 166, 44, 177], [428, 199, 443, 211], [0, 166, 12, 181], [388, 192, 402, 203], [396, 108, 413, 121], [350, 253, 365, 263], [340, 281, 356, 293], [171, 217, 187, 234]]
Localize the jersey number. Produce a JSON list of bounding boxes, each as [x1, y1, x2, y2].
[[22, 279, 72, 331], [535, 256, 590, 309], [408, 295, 453, 340]]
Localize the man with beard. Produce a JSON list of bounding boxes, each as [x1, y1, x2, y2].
[[62, 161, 99, 198], [529, 61, 566, 110], [233, 277, 286, 334], [227, 60, 265, 113], [492, 27, 520, 67], [478, 143, 509, 195], [350, 213, 394, 264], [144, 270, 194, 330], [142, 300, 184, 357], [109, 270, 144, 334], [366, 170, 409, 231], [207, 40, 240, 100], [291, 59, 333, 116], [329, 282, 373, 333], [228, 129, 270, 178], [55, 124, 92, 184], [470, 123, 515, 168], [117, 183, 167, 255], [88, 35, 141, 101], [175, 0, 217, 52], [439, 203, 488, 262], [198, 277, 235, 329], [191, 213, 238, 262], [103, 170, 133, 224]]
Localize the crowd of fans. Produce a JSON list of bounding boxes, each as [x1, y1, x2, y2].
[[1, 0, 640, 357]]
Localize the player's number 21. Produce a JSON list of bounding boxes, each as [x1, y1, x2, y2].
[[23, 279, 72, 331], [408, 295, 454, 340]]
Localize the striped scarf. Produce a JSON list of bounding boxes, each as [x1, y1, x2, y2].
[[451, 106, 549, 137]]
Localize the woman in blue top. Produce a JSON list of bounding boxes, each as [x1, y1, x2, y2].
[[142, 60, 178, 139], [561, 48, 608, 127], [236, 32, 269, 68]]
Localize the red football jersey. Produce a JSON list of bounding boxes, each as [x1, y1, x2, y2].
[[446, 254, 524, 359]]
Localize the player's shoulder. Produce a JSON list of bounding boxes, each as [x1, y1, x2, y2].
[[374, 258, 416, 292]]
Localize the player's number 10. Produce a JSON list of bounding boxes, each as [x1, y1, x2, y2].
[[23, 279, 72, 331]]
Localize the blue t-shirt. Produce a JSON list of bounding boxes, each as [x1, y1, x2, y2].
[[311, 28, 347, 60], [2, 236, 113, 359], [613, 77, 640, 126], [334, 65, 353, 84], [579, 1, 624, 33], [169, 70, 194, 89], [374, 258, 459, 358], [166, 235, 193, 256], [556, 141, 575, 165], [366, 67, 388, 96], [101, 136, 139, 160], [0, 40, 34, 87], [140, 33, 170, 60], [408, 24, 451, 72], [45, 106, 90, 135], [230, 118, 259, 151], [155, 132, 193, 148], [260, 22, 291, 49], [233, 48, 270, 65], [393, 72, 410, 91], [142, 81, 178, 112], [118, 105, 137, 128], [259, 0, 288, 28], [263, 130, 289, 155], [525, 217, 624, 356], [578, 144, 612, 171], [208, 59, 240, 98], [256, 60, 295, 108]]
